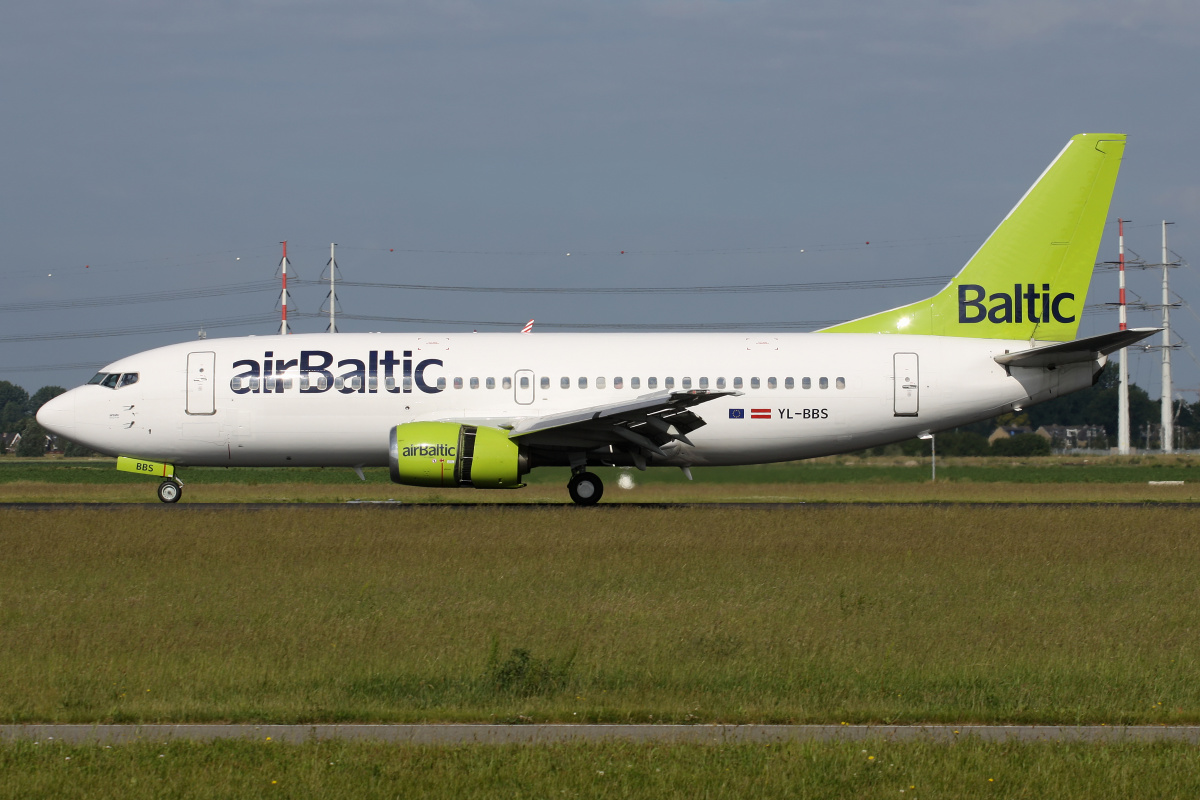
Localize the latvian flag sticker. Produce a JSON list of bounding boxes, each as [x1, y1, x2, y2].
[[750, 408, 771, 419]]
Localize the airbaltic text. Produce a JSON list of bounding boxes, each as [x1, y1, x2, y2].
[[958, 284, 1076, 325], [230, 350, 444, 395]]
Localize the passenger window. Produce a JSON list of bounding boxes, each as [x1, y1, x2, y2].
[[283, 378, 293, 391], [631, 377, 641, 389], [503, 377, 512, 390], [453, 377, 463, 389], [561, 377, 570, 389], [648, 377, 657, 389], [614, 377, 623, 389], [230, 377, 243, 392], [334, 376, 344, 391], [716, 377, 725, 389], [118, 373, 139, 388], [470, 377, 479, 389], [403, 376, 412, 391], [88, 373, 107, 385], [250, 377, 261, 391], [321, 375, 331, 391], [595, 377, 605, 389], [767, 377, 777, 389], [665, 377, 674, 389], [682, 377, 691, 389], [384, 376, 394, 391], [802, 377, 811, 389], [819, 377, 829, 389], [520, 376, 530, 389], [101, 373, 120, 389], [368, 376, 377, 391], [836, 377, 846, 389], [486, 377, 496, 389], [541, 377, 550, 390], [699, 377, 708, 389], [437, 377, 447, 391], [733, 377, 743, 389], [578, 377, 588, 389], [350, 376, 362, 391], [751, 377, 760, 390], [266, 377, 277, 392], [785, 377, 794, 389]]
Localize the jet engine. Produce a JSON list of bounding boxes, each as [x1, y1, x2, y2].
[[389, 422, 526, 488]]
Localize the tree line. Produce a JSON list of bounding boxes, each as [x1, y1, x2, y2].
[[0, 382, 96, 456]]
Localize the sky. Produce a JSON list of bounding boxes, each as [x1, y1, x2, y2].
[[3, 0, 1199, 402]]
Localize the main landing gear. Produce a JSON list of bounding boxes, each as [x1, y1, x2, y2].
[[567, 471, 603, 506], [157, 479, 183, 504]]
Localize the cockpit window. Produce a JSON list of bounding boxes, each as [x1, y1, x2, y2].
[[100, 373, 121, 389], [118, 373, 139, 388], [88, 373, 107, 385]]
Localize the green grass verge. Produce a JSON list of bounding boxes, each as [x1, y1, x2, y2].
[[1, 455, 1199, 485], [4, 506, 1200, 724], [3, 740, 1199, 799]]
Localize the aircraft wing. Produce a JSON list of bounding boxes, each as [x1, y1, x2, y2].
[[508, 389, 737, 466], [995, 328, 1159, 369]]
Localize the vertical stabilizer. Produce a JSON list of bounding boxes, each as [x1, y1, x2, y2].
[[821, 133, 1125, 342]]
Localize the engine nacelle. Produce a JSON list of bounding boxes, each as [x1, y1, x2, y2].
[[389, 422, 526, 489]]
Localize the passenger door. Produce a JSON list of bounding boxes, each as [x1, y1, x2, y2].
[[893, 353, 919, 417], [187, 351, 217, 415]]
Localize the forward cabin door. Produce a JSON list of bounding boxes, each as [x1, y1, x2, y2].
[[893, 353, 919, 417], [186, 351, 217, 415], [514, 370, 535, 405]]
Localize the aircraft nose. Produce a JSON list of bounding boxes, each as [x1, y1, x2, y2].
[[36, 390, 76, 438]]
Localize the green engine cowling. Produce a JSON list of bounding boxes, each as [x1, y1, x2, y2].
[[389, 422, 526, 489]]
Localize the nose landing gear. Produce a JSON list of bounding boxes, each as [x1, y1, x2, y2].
[[567, 471, 603, 506], [157, 479, 183, 504]]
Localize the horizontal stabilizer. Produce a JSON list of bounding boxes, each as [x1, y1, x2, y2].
[[994, 328, 1159, 369]]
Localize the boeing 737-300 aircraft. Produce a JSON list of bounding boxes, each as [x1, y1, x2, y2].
[[38, 133, 1155, 504]]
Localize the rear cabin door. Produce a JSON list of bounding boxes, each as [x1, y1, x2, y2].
[[893, 353, 919, 417], [187, 351, 217, 415], [514, 370, 535, 405]]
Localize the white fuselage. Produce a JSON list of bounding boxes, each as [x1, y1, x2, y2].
[[39, 332, 1099, 469]]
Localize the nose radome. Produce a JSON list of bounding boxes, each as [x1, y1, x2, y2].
[[36, 390, 76, 438]]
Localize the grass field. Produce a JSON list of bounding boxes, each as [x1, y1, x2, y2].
[[4, 505, 1200, 725], [3, 739, 1199, 799], [0, 455, 1198, 503]]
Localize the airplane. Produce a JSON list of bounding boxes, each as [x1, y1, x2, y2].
[[37, 133, 1156, 505]]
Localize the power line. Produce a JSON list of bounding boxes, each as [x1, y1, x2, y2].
[[0, 314, 277, 344], [0, 282, 276, 314], [294, 275, 953, 295]]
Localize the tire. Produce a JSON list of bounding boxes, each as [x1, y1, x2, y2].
[[567, 472, 603, 506], [157, 480, 182, 504]]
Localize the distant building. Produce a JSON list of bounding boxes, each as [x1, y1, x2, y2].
[[988, 425, 1033, 444], [1034, 424, 1108, 449]]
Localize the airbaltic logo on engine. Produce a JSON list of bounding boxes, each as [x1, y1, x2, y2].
[[402, 443, 456, 458], [958, 284, 1076, 325], [230, 349, 445, 395]]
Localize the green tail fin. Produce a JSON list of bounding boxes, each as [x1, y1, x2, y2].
[[821, 133, 1125, 342]]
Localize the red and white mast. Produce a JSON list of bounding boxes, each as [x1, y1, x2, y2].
[[279, 241, 291, 335]]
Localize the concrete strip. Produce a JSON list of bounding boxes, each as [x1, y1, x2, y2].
[[3, 725, 1199, 745]]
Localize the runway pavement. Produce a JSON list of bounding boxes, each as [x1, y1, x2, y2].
[[3, 724, 1199, 744]]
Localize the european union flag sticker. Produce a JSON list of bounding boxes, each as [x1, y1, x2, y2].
[[729, 409, 744, 419]]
